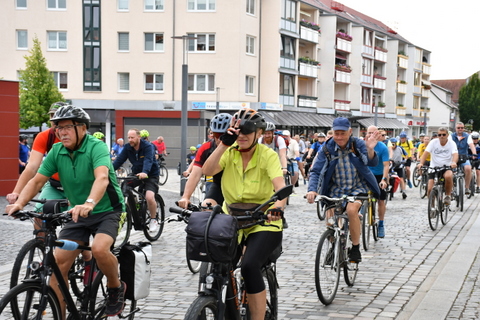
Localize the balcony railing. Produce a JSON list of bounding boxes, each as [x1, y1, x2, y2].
[[374, 48, 387, 62], [375, 106, 386, 114], [280, 18, 297, 33], [298, 95, 317, 108], [414, 85, 422, 94], [397, 82, 407, 94], [421, 88, 430, 98], [362, 45, 374, 56], [398, 55, 408, 69], [279, 94, 294, 106], [336, 38, 351, 53], [412, 108, 420, 117], [422, 63, 431, 75], [299, 62, 319, 77], [361, 103, 371, 112], [335, 70, 351, 83], [280, 56, 296, 70], [334, 99, 350, 111], [300, 26, 319, 43], [373, 76, 386, 90], [396, 106, 406, 116], [361, 74, 372, 84]]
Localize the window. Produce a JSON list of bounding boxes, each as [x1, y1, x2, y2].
[[118, 0, 129, 10], [362, 58, 371, 75], [282, 0, 296, 22], [118, 73, 130, 91], [281, 36, 295, 59], [145, 73, 164, 92], [47, 0, 66, 9], [145, 0, 163, 10], [188, 74, 215, 92], [246, 0, 255, 15], [51, 72, 68, 90], [413, 96, 420, 109], [188, 0, 215, 11], [246, 35, 255, 55], [47, 31, 67, 50], [280, 74, 294, 95], [84, 1, 101, 91], [187, 33, 215, 52], [364, 30, 372, 46], [361, 88, 371, 104], [118, 32, 129, 51], [414, 72, 421, 86], [245, 76, 255, 94], [16, 0, 27, 8], [145, 33, 164, 52], [17, 30, 28, 49]]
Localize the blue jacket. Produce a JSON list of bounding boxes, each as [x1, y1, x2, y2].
[[307, 137, 380, 198], [451, 132, 470, 155], [113, 139, 159, 177]]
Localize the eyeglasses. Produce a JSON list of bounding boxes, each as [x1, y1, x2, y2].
[[55, 124, 83, 132], [438, 133, 448, 137], [457, 127, 464, 129], [381, 134, 386, 136]]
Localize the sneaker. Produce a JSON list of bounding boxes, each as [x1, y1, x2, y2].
[[444, 195, 451, 206], [407, 180, 413, 188], [348, 245, 362, 263], [149, 219, 159, 232], [402, 192, 407, 199], [106, 281, 126, 317], [465, 188, 471, 195], [416, 176, 422, 181], [476, 187, 480, 194], [377, 225, 385, 238]]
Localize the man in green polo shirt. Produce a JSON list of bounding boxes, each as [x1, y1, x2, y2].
[[6, 105, 126, 318]]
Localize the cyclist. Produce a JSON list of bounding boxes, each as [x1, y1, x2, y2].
[[187, 146, 197, 165], [417, 127, 458, 205], [469, 131, 480, 193], [389, 138, 408, 199], [92, 131, 105, 142], [111, 138, 124, 161], [417, 135, 431, 167], [113, 128, 160, 232], [306, 117, 380, 263], [152, 136, 167, 157], [203, 108, 287, 320], [451, 122, 478, 195], [396, 131, 415, 188], [284, 130, 301, 188], [6, 105, 126, 317], [258, 122, 288, 175], [366, 126, 390, 238], [307, 132, 326, 162], [177, 113, 232, 209]]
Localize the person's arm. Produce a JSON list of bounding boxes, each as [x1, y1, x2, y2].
[[7, 150, 45, 204], [140, 143, 155, 176], [417, 151, 430, 168], [451, 152, 459, 169], [183, 160, 195, 177], [469, 142, 477, 156], [279, 148, 287, 174], [112, 146, 128, 170], [178, 166, 203, 209], [272, 176, 287, 210], [203, 143, 228, 176], [6, 173, 49, 214]]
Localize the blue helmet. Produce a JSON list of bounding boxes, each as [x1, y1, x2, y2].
[[399, 131, 407, 138], [390, 138, 398, 143]]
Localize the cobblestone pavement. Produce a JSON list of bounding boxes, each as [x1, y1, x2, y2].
[[1, 169, 480, 319]]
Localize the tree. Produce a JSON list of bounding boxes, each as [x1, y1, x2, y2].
[[459, 73, 480, 131], [19, 36, 64, 129]]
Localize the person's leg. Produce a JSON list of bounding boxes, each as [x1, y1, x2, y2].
[[145, 189, 157, 219], [444, 170, 453, 196], [91, 233, 120, 288], [464, 163, 472, 193], [347, 201, 362, 262]]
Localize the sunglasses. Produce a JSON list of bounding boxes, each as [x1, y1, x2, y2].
[[457, 127, 464, 129], [238, 120, 257, 135], [438, 133, 448, 137]]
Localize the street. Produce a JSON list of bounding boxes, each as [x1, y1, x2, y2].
[[1, 168, 480, 319]]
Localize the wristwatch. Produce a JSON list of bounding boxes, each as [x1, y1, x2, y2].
[[382, 177, 387, 181], [85, 199, 96, 206]]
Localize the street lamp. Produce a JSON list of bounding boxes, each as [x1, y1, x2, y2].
[[172, 35, 196, 196], [215, 87, 221, 115]]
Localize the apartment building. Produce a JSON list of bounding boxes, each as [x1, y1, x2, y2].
[[0, 0, 434, 164]]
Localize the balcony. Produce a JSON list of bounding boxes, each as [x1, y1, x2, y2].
[[280, 56, 296, 70], [422, 63, 431, 75], [361, 74, 372, 84], [300, 26, 320, 44], [397, 82, 407, 94], [335, 69, 351, 84], [414, 86, 422, 94], [361, 103, 371, 112], [396, 106, 406, 116], [373, 103, 386, 114], [373, 75, 386, 90], [374, 47, 388, 62], [412, 108, 420, 117], [279, 94, 294, 106], [421, 88, 430, 98], [362, 45, 374, 57], [334, 99, 351, 111], [398, 54, 408, 69], [280, 18, 297, 33], [298, 59, 320, 78], [298, 95, 317, 108]]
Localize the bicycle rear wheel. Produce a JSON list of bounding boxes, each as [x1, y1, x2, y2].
[[263, 265, 278, 320], [427, 188, 440, 231], [158, 165, 168, 186], [413, 166, 421, 187], [186, 240, 203, 274], [143, 194, 166, 241], [315, 229, 340, 305], [468, 176, 475, 199], [10, 239, 45, 289], [440, 200, 449, 225], [0, 281, 61, 319], [419, 175, 428, 199], [184, 296, 219, 320]]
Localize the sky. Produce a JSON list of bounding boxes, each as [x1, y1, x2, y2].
[[337, 0, 480, 80]]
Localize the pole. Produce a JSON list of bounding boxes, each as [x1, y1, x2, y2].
[[374, 104, 378, 127], [179, 38, 189, 196], [423, 111, 427, 135], [215, 87, 220, 115]]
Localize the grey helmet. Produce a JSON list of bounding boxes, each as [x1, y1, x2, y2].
[[51, 105, 91, 129]]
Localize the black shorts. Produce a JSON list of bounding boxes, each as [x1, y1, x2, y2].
[[130, 176, 159, 194], [374, 175, 387, 201], [204, 182, 224, 205], [59, 211, 121, 243], [428, 168, 452, 180], [393, 167, 404, 178], [405, 158, 412, 167]]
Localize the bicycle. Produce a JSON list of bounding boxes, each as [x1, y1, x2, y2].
[[412, 162, 421, 188], [453, 166, 465, 212], [316, 198, 326, 221], [418, 165, 429, 199], [468, 156, 478, 199], [0, 203, 139, 320], [157, 153, 169, 186], [168, 185, 292, 319], [314, 194, 361, 305], [117, 176, 166, 247], [427, 166, 452, 231], [360, 191, 378, 251]]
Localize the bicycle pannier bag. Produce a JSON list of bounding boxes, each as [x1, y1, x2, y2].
[[186, 211, 238, 263], [227, 203, 269, 228], [119, 242, 152, 300]]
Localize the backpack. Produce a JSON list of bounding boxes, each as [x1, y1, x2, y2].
[[322, 137, 360, 162], [119, 242, 152, 300], [46, 128, 57, 153]]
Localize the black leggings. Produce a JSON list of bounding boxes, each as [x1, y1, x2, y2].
[[241, 231, 282, 294]]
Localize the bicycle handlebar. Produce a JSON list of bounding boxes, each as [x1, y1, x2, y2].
[[314, 194, 367, 203]]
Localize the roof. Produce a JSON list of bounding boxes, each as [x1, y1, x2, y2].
[[355, 117, 407, 130], [261, 111, 336, 128], [431, 79, 466, 104]]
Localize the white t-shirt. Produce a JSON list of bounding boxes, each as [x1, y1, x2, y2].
[[425, 138, 458, 168], [258, 135, 287, 153], [286, 138, 299, 160]]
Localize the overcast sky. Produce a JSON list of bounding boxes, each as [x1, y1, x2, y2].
[[337, 0, 480, 80]]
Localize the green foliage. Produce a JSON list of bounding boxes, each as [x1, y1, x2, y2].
[[19, 36, 64, 129], [459, 73, 480, 131]]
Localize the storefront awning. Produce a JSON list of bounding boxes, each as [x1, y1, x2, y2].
[[356, 117, 407, 129], [260, 111, 336, 128]]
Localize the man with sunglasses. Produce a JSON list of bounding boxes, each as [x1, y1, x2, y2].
[[417, 127, 458, 205], [451, 122, 477, 195]]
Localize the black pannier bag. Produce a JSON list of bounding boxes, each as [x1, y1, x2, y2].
[[185, 210, 238, 263]]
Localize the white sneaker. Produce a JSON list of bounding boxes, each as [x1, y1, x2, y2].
[[149, 219, 159, 232]]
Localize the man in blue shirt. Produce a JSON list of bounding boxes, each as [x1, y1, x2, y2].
[[366, 126, 390, 238], [451, 122, 477, 195], [307, 118, 380, 263]]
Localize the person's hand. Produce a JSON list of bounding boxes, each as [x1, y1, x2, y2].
[[365, 130, 380, 149], [282, 168, 288, 175], [5, 203, 23, 217], [266, 207, 283, 223], [69, 204, 92, 223], [177, 198, 190, 209], [306, 191, 318, 204], [219, 127, 239, 146], [6, 193, 19, 205], [137, 172, 148, 179], [182, 171, 190, 177], [451, 162, 457, 169], [379, 180, 388, 189]]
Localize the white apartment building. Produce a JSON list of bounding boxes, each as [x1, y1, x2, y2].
[[0, 0, 434, 164]]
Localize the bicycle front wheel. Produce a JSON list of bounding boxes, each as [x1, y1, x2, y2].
[[315, 229, 340, 305], [10, 239, 45, 289], [116, 208, 132, 248], [263, 265, 278, 320], [419, 175, 428, 199], [184, 296, 219, 320], [428, 188, 440, 231], [158, 165, 169, 185], [0, 281, 61, 319], [316, 201, 325, 221], [143, 194, 166, 241], [458, 177, 464, 212], [361, 202, 370, 251], [186, 241, 203, 274], [413, 167, 421, 187], [343, 233, 358, 287]]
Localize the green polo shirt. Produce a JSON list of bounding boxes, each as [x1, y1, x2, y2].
[[39, 134, 125, 214], [220, 143, 283, 236]]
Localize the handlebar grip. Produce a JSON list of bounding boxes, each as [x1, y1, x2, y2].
[[56, 240, 79, 251], [169, 207, 193, 216]]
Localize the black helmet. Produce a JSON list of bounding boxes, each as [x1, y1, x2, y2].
[[51, 105, 91, 129], [48, 101, 68, 115], [19, 134, 28, 141], [232, 108, 266, 134]]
